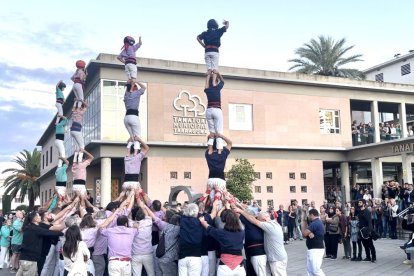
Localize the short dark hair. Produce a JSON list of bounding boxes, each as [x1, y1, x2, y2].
[[133, 207, 145, 221], [309, 209, 319, 217], [152, 200, 162, 211], [106, 201, 120, 212], [116, 215, 129, 227]]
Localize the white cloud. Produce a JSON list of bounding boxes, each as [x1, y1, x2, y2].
[[0, 105, 14, 112]]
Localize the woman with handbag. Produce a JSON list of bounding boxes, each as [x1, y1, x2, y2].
[[63, 225, 90, 276], [325, 207, 340, 259]]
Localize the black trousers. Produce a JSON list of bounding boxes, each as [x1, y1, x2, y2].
[[352, 239, 362, 257], [361, 237, 376, 260]]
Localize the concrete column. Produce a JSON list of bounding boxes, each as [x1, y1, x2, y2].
[[401, 153, 414, 184], [371, 101, 380, 143], [101, 158, 111, 208], [341, 162, 350, 203], [399, 103, 408, 138], [371, 158, 383, 198]]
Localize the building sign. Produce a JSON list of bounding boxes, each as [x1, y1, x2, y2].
[[173, 90, 208, 135], [392, 143, 414, 153]]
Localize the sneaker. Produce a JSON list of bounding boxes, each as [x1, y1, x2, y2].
[[324, 255, 332, 259], [403, 260, 411, 265], [371, 259, 376, 263], [362, 258, 372, 262], [351, 257, 357, 261], [400, 245, 407, 250], [330, 256, 337, 260]]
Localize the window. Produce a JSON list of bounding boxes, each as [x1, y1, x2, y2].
[[170, 171, 177, 179], [300, 173, 307, 179], [256, 200, 262, 207], [49, 189, 52, 198], [255, 172, 261, 179], [301, 186, 308, 193], [184, 172, 191, 179], [290, 186, 296, 193], [319, 109, 340, 134], [266, 172, 272, 179], [229, 104, 253, 130], [254, 186, 261, 193], [267, 199, 274, 207], [15, 197, 20, 203], [41, 192, 43, 204], [375, 73, 384, 82], [42, 154, 45, 169], [401, 64, 411, 76], [289, 172, 295, 179], [50, 146, 53, 164], [266, 186, 273, 193], [46, 151, 49, 166], [224, 172, 228, 178]]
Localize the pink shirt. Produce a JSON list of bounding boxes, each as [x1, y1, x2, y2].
[[132, 216, 153, 256], [81, 228, 99, 248], [100, 226, 138, 258], [124, 153, 145, 175], [72, 160, 91, 180], [71, 108, 86, 124]]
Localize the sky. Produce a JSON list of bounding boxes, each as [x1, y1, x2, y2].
[[0, 0, 413, 165]]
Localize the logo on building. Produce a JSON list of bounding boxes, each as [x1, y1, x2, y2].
[[173, 90, 208, 135]]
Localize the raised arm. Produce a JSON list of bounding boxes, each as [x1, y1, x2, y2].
[[135, 81, 147, 92], [223, 20, 229, 29], [138, 36, 142, 47], [53, 197, 80, 223], [216, 71, 224, 83], [59, 157, 69, 166], [205, 73, 212, 89], [234, 207, 261, 227], [216, 133, 232, 151], [81, 149, 94, 163], [135, 136, 149, 155]]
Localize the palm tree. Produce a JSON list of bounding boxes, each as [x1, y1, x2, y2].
[[2, 149, 41, 210], [289, 35, 365, 80]]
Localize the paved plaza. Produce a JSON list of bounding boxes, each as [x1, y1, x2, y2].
[[0, 238, 411, 276]]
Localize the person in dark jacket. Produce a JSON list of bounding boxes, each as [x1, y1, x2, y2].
[[357, 199, 376, 263], [16, 211, 64, 276]]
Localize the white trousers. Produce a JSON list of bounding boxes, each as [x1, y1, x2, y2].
[[250, 255, 268, 276], [217, 264, 246, 276], [124, 115, 141, 139], [125, 63, 138, 80], [204, 52, 219, 70], [54, 139, 65, 166], [178, 256, 202, 276], [206, 108, 223, 149], [0, 246, 9, 268], [306, 249, 325, 276], [208, 251, 216, 276], [73, 83, 84, 108], [108, 260, 131, 276], [268, 260, 287, 276], [73, 184, 87, 196], [201, 255, 209, 276], [132, 254, 155, 276], [70, 130, 85, 150], [55, 102, 63, 124], [56, 186, 67, 197]]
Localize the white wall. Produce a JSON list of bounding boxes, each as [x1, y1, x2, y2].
[[366, 57, 414, 84]]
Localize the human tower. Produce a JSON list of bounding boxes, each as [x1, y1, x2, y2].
[[52, 19, 233, 207]]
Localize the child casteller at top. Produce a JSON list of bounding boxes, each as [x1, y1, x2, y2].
[[197, 19, 229, 81], [117, 36, 142, 92]]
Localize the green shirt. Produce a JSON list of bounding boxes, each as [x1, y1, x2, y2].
[[56, 87, 64, 100], [55, 164, 68, 182], [11, 219, 23, 245], [55, 118, 68, 135], [0, 225, 11, 247]]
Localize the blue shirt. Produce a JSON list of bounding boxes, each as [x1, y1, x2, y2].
[[55, 164, 68, 182], [124, 88, 145, 111], [306, 218, 325, 249], [198, 27, 227, 52], [207, 226, 244, 255], [0, 226, 11, 247], [204, 81, 224, 108], [205, 147, 230, 180], [55, 118, 68, 135]]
